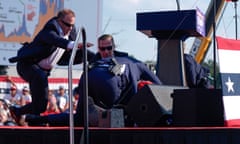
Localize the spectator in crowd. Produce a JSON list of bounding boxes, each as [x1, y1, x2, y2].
[[0, 108, 10, 126], [4, 85, 21, 106], [55, 86, 69, 113], [18, 86, 32, 106], [0, 99, 17, 126], [4, 76, 21, 106], [73, 87, 80, 113], [41, 90, 60, 116]]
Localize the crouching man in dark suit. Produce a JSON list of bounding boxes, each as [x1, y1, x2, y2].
[[25, 34, 162, 126]]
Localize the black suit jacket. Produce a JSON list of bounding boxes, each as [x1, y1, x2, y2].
[[9, 17, 95, 65]]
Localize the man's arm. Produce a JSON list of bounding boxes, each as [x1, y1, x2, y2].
[[137, 62, 162, 85], [57, 49, 95, 65]]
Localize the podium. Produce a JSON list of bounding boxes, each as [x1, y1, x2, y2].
[[137, 9, 205, 86], [131, 10, 214, 126]]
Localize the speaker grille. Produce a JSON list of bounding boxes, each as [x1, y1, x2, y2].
[[126, 85, 185, 126]]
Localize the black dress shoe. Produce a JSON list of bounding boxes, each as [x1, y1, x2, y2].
[[25, 114, 47, 126]]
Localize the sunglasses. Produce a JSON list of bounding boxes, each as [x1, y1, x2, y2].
[[61, 20, 74, 28], [99, 46, 113, 51]]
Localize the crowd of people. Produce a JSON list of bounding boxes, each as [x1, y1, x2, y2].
[[3, 8, 210, 127], [0, 76, 79, 126]]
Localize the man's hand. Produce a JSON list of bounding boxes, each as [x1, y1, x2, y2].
[[86, 42, 94, 47], [78, 42, 94, 49]]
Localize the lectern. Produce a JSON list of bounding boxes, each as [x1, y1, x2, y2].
[[137, 9, 205, 85], [127, 9, 219, 126]]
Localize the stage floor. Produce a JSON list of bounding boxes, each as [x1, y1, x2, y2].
[[1, 126, 240, 144]]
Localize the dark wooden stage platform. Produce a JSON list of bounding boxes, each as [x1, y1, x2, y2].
[[1, 126, 240, 144]]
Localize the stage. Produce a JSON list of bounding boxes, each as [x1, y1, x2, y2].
[[1, 126, 240, 144]]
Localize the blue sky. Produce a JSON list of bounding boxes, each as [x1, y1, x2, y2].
[[102, 0, 237, 62]]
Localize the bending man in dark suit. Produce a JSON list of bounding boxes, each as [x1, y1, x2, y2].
[[184, 54, 210, 88], [8, 9, 95, 125], [25, 34, 162, 126]]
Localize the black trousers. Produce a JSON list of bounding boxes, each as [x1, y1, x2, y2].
[[16, 61, 48, 115]]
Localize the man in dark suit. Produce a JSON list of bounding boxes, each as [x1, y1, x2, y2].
[[83, 34, 162, 109], [184, 54, 210, 88], [8, 9, 95, 125], [25, 34, 162, 126]]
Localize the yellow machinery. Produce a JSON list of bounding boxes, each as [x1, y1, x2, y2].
[[190, 0, 226, 63]]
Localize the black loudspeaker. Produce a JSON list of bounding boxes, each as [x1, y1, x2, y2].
[[172, 88, 224, 126], [126, 85, 181, 127], [98, 108, 124, 128]]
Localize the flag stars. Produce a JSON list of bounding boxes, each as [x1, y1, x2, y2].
[[225, 77, 234, 93]]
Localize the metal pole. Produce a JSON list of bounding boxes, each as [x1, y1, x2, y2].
[[81, 27, 89, 144], [68, 27, 82, 144], [176, 0, 180, 10], [213, 0, 217, 89], [234, 1, 238, 39]]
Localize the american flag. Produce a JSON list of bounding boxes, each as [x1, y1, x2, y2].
[[217, 36, 240, 126]]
